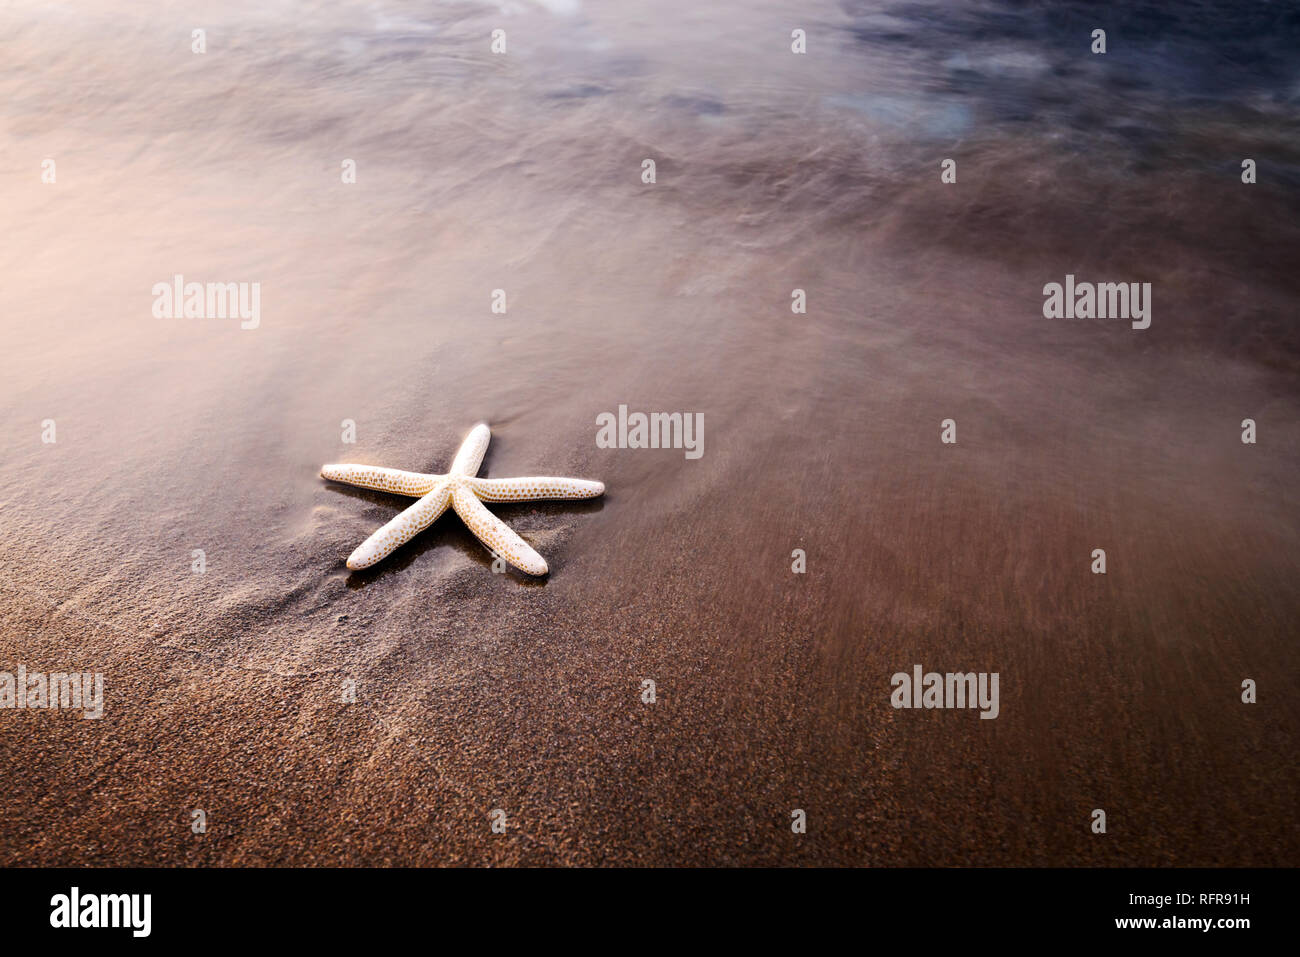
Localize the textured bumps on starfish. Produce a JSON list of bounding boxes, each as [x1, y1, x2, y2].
[[321, 423, 604, 574]]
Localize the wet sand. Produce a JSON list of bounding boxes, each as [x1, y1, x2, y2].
[[0, 0, 1297, 865]]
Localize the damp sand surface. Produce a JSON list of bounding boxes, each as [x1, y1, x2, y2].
[[0, 0, 1297, 865]]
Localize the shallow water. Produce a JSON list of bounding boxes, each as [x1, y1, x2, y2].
[[1, 0, 1297, 865]]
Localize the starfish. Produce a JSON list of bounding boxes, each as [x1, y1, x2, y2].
[[320, 423, 604, 574]]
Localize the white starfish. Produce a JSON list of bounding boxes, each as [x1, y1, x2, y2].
[[321, 423, 604, 574]]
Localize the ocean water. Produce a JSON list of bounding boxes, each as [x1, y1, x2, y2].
[[0, 0, 1296, 865]]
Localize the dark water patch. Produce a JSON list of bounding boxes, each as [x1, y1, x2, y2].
[[546, 83, 614, 100], [663, 94, 726, 115], [840, 0, 1300, 145]]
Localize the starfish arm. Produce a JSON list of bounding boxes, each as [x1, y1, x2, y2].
[[451, 487, 548, 576], [449, 423, 491, 476], [321, 464, 442, 497], [346, 484, 452, 570], [467, 476, 605, 502]]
